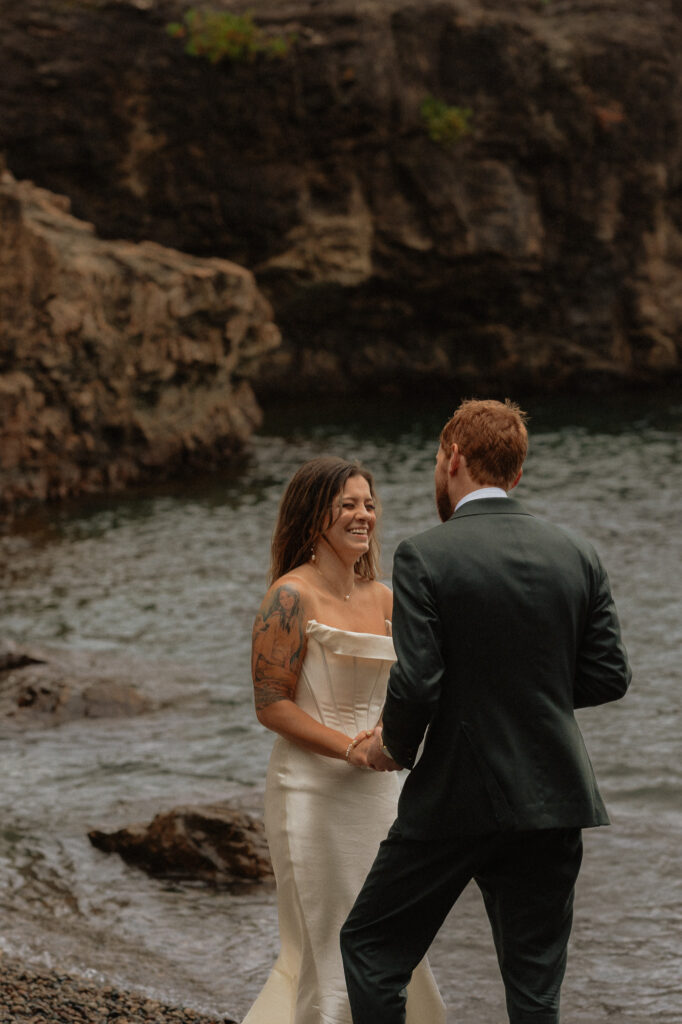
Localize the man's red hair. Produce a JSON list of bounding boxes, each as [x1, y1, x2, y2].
[[439, 399, 528, 489]]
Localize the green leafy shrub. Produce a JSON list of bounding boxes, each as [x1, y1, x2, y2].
[[166, 9, 294, 64], [420, 95, 473, 145]]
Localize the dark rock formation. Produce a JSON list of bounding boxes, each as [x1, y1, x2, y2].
[[1, 0, 681, 396], [0, 638, 191, 728], [89, 803, 274, 885], [0, 168, 279, 510]]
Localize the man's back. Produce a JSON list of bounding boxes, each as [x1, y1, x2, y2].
[[385, 497, 631, 837], [342, 400, 632, 1024]]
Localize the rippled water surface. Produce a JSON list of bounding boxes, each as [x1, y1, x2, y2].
[[1, 392, 680, 1022]]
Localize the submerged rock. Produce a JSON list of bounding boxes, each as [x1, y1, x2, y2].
[[0, 168, 280, 511], [89, 803, 274, 885], [0, 638, 190, 728]]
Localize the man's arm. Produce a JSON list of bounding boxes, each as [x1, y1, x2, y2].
[[381, 539, 446, 769], [574, 558, 631, 709]]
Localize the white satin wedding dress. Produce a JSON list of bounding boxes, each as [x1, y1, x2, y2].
[[243, 619, 445, 1024]]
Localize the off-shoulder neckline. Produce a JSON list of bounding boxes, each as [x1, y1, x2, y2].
[[306, 618, 392, 640]]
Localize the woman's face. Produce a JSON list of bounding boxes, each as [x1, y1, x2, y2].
[[321, 474, 377, 563]]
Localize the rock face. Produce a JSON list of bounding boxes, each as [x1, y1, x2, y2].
[[0, 168, 279, 510], [1, 0, 681, 396], [89, 803, 274, 885]]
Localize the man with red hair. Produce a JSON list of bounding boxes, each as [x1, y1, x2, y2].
[[341, 398, 631, 1024]]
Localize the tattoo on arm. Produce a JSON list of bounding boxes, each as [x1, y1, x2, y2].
[[252, 585, 306, 712]]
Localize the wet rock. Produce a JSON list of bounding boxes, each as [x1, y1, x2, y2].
[[0, 637, 43, 672], [0, 640, 181, 728], [89, 803, 274, 885], [0, 166, 280, 512], [11, 667, 150, 722]]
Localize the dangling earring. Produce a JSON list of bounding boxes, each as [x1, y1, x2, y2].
[[310, 549, 316, 562]]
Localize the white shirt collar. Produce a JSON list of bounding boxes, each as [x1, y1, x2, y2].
[[455, 486, 508, 511]]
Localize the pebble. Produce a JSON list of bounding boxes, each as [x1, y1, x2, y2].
[[0, 955, 236, 1024]]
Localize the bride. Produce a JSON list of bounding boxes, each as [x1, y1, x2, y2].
[[243, 456, 444, 1024]]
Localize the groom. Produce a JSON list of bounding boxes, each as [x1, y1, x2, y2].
[[341, 398, 631, 1024]]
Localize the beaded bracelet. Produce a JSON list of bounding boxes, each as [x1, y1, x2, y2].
[[345, 741, 354, 763]]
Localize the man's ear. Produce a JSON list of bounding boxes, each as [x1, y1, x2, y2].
[[509, 468, 523, 490], [448, 444, 461, 476]]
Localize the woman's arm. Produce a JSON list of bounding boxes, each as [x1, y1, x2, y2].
[[252, 580, 363, 762]]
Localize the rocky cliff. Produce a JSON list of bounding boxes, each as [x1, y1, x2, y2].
[[2, 0, 682, 399], [0, 170, 279, 509]]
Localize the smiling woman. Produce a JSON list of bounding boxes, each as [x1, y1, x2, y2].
[[244, 455, 445, 1024], [252, 456, 391, 760], [267, 457, 381, 586], [312, 474, 377, 596]]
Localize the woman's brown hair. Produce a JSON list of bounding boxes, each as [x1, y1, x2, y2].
[[269, 457, 380, 584]]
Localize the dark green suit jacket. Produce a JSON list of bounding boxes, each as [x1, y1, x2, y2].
[[382, 497, 631, 837]]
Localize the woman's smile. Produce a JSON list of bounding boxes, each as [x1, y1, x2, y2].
[[323, 475, 376, 558]]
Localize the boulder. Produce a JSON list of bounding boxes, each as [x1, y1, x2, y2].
[[0, 167, 280, 510], [1, 0, 681, 394], [89, 803, 274, 885], [0, 638, 190, 728]]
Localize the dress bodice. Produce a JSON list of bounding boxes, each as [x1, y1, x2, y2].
[[295, 620, 395, 736]]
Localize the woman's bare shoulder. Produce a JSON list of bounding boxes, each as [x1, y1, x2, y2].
[[258, 570, 316, 614], [270, 569, 316, 595], [358, 578, 393, 614]]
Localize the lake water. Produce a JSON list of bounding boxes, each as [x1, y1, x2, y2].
[[0, 391, 680, 1023]]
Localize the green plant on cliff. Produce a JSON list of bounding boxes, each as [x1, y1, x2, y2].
[[166, 9, 294, 64], [420, 95, 472, 146]]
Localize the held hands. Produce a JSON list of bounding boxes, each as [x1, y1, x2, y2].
[[366, 727, 402, 772], [346, 729, 375, 768], [346, 727, 401, 772]]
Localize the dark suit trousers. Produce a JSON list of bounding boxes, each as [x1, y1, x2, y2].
[[340, 824, 583, 1024]]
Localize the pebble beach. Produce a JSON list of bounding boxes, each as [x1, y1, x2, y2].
[[0, 955, 236, 1024]]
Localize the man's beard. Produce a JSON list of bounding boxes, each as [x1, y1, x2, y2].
[[435, 475, 453, 523]]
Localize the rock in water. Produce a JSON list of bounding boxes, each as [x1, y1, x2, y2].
[[0, 168, 280, 511], [89, 803, 274, 885], [0, 640, 194, 728]]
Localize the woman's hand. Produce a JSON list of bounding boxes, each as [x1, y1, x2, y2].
[[347, 728, 380, 768], [348, 725, 402, 772]]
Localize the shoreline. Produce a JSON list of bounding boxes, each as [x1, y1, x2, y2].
[[0, 953, 237, 1024]]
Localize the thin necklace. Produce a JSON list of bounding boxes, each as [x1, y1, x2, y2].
[[311, 560, 354, 601]]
